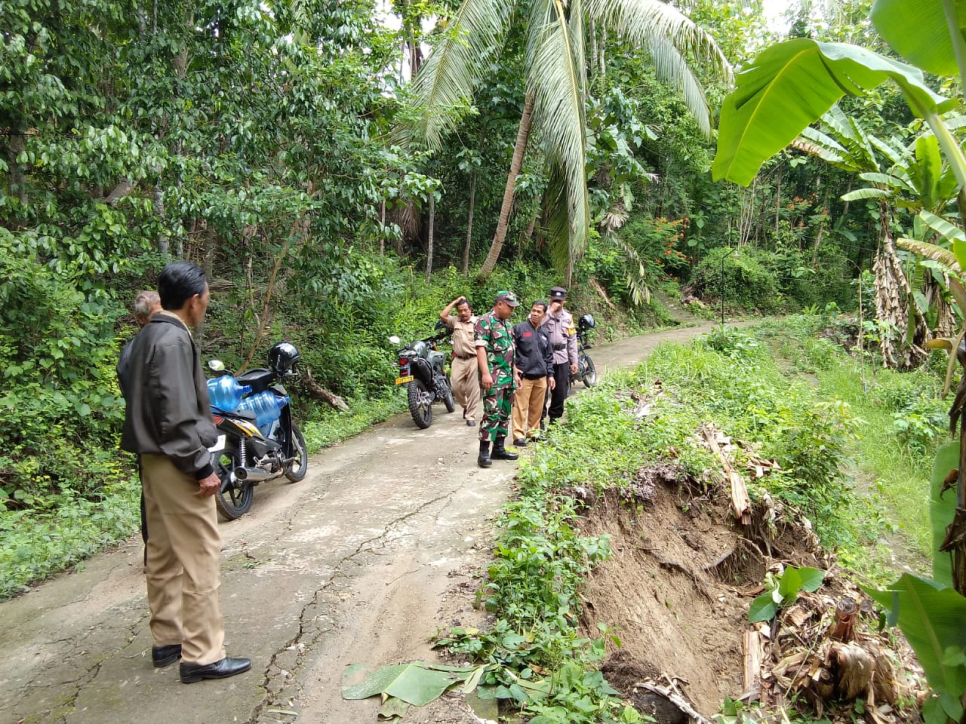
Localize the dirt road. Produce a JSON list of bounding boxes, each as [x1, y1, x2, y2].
[[0, 321, 724, 724]]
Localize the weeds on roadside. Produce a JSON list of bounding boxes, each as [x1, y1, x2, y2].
[[440, 323, 883, 721]]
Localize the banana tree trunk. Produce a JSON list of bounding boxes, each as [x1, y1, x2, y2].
[[872, 203, 927, 369], [478, 93, 535, 279]]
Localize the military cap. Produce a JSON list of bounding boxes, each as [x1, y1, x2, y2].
[[494, 290, 520, 307]]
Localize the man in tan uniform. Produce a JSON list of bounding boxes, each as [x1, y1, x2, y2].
[[440, 296, 480, 426]]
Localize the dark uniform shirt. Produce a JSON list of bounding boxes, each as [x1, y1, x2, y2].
[[512, 320, 553, 379]]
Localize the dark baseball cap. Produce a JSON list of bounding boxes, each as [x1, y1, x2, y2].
[[549, 286, 567, 301], [495, 290, 520, 307]]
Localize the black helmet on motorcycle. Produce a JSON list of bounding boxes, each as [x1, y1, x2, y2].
[[578, 313, 596, 330], [269, 342, 301, 375]]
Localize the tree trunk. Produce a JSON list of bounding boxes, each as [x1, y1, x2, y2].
[[774, 168, 781, 233], [379, 199, 386, 256], [462, 170, 476, 276], [599, 27, 606, 82], [8, 133, 28, 206], [588, 17, 598, 87], [872, 202, 927, 369], [425, 192, 435, 284], [478, 93, 535, 279]]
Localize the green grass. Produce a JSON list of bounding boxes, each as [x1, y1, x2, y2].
[[0, 476, 141, 599], [753, 316, 945, 579]]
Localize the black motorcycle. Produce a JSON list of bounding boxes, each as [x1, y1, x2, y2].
[[390, 324, 456, 429], [206, 342, 308, 520], [571, 314, 598, 388]]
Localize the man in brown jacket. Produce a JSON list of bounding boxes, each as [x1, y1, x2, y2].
[[121, 261, 251, 684]]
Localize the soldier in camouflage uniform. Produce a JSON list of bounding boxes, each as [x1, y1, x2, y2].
[[474, 291, 520, 468]]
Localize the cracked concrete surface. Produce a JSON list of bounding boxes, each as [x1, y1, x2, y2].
[[0, 323, 724, 724]]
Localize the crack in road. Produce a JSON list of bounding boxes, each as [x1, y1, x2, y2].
[[247, 482, 463, 723]]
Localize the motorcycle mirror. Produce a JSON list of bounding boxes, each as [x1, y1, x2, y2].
[[208, 359, 226, 371], [389, 335, 401, 345]]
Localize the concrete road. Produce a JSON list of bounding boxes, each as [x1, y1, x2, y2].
[[0, 321, 723, 724]]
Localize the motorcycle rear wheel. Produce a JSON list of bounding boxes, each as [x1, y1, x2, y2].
[[284, 423, 308, 482], [580, 354, 598, 387], [439, 377, 456, 413], [408, 379, 433, 429], [214, 445, 254, 520]]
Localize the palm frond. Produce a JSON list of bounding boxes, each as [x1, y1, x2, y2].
[[897, 237, 961, 272], [648, 34, 711, 137], [527, 0, 590, 269], [793, 127, 848, 167], [869, 134, 905, 167], [585, 0, 730, 136], [398, 0, 512, 150], [918, 210, 966, 244], [606, 233, 651, 305], [857, 171, 915, 192], [840, 188, 891, 202]]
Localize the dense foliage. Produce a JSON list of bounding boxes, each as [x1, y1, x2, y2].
[[0, 0, 949, 596]]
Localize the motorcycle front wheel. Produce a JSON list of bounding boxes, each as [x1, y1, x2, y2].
[[580, 354, 598, 387], [214, 445, 254, 520], [284, 423, 308, 482], [408, 379, 433, 429]]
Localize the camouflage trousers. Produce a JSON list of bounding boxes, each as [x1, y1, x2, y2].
[[480, 385, 515, 443]]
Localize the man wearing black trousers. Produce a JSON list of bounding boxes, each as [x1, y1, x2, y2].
[[542, 287, 577, 426]]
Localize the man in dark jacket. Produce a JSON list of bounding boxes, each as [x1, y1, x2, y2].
[[510, 301, 555, 446], [121, 261, 251, 684]]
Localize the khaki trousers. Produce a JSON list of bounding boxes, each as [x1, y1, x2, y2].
[[512, 377, 548, 442], [451, 355, 481, 421], [141, 454, 226, 666]]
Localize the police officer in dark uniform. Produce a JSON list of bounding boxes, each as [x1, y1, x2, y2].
[[542, 286, 578, 425]]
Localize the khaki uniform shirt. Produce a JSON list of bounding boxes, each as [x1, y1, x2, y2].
[[446, 316, 477, 358], [543, 308, 578, 365]]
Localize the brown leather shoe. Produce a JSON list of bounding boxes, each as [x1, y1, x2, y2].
[[152, 644, 182, 668], [180, 656, 252, 684]]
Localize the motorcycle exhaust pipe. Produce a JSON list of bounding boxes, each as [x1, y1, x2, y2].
[[233, 466, 275, 482]]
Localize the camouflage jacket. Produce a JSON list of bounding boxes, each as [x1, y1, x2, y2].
[[474, 310, 515, 389]]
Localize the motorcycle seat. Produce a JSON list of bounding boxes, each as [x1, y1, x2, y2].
[[220, 408, 258, 422]]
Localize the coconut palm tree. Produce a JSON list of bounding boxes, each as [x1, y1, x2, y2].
[[399, 0, 731, 282]]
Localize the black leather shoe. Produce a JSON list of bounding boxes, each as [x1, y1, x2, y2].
[[180, 657, 252, 684], [152, 644, 182, 668], [466, 419, 476, 427], [512, 438, 528, 447]]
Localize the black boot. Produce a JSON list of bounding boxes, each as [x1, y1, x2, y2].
[[491, 436, 519, 461], [478, 440, 492, 468]]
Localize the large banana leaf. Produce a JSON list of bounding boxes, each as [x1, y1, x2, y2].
[[870, 0, 966, 77], [865, 574, 966, 696], [713, 39, 953, 186]]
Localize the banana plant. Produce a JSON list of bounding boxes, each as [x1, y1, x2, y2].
[[712, 0, 966, 717], [791, 108, 933, 367]]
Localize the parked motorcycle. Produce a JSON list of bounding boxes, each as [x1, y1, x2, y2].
[[571, 314, 598, 388], [206, 342, 308, 520], [390, 323, 456, 429]]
